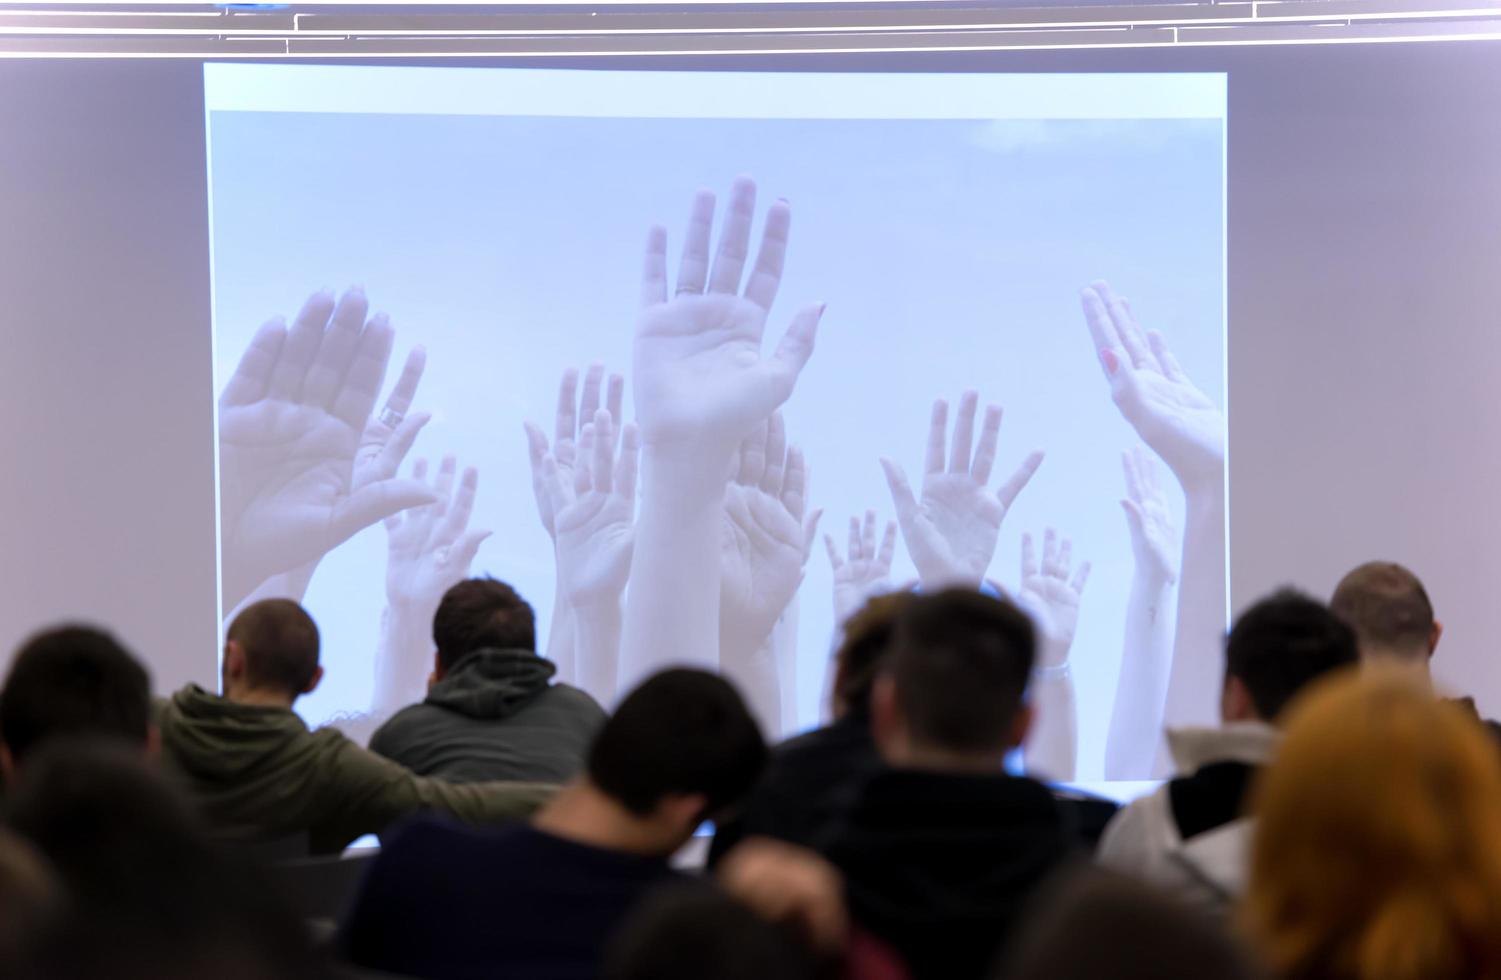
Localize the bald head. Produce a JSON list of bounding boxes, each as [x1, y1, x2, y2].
[[1329, 562, 1438, 663], [224, 600, 321, 700]]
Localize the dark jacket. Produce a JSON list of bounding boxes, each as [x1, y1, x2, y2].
[[369, 648, 605, 785], [709, 711, 880, 866], [342, 818, 681, 980], [157, 684, 555, 855], [822, 768, 1074, 980]]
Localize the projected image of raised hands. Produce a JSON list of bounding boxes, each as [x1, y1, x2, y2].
[[1082, 281, 1227, 733], [374, 455, 490, 714], [523, 365, 627, 685], [540, 408, 640, 699], [1018, 528, 1091, 781], [880, 391, 1045, 590], [217, 288, 437, 611], [824, 511, 898, 628], [620, 178, 824, 692], [720, 413, 822, 731]]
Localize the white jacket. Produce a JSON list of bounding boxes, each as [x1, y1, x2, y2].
[[1095, 721, 1278, 917]]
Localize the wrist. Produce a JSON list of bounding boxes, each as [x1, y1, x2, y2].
[[1034, 660, 1071, 683], [642, 444, 734, 509]]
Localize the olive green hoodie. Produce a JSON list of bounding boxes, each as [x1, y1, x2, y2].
[[158, 684, 556, 855]]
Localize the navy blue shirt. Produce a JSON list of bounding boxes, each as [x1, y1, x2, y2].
[[342, 818, 681, 980]]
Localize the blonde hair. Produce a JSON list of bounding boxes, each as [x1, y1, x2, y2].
[[1242, 667, 1501, 980]]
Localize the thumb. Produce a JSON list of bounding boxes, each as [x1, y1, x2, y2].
[[449, 528, 493, 572], [879, 457, 919, 526], [801, 508, 824, 561], [762, 302, 824, 400], [331, 479, 439, 548]]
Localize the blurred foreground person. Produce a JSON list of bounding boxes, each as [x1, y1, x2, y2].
[[1242, 668, 1501, 980], [0, 625, 154, 784], [1097, 589, 1358, 913], [821, 589, 1073, 980], [710, 593, 913, 864], [994, 867, 1263, 980], [7, 738, 329, 980], [342, 668, 767, 980]]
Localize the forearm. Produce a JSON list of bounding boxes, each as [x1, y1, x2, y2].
[[574, 599, 624, 705], [1025, 669, 1078, 782], [545, 567, 578, 684], [620, 447, 728, 688], [1162, 479, 1228, 731], [721, 630, 782, 738], [371, 601, 434, 717], [1105, 574, 1178, 780]]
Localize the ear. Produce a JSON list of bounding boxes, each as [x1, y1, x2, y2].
[[432, 650, 447, 683], [1008, 703, 1035, 750], [870, 674, 902, 756], [1429, 621, 1443, 658], [144, 724, 162, 760], [1222, 674, 1255, 722], [223, 640, 247, 682], [656, 792, 711, 838], [301, 665, 324, 696]]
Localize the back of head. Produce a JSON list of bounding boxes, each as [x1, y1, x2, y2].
[[995, 868, 1263, 980], [1330, 561, 1435, 661], [831, 592, 915, 717], [1243, 668, 1501, 980], [1225, 589, 1359, 722], [432, 577, 536, 671], [589, 668, 767, 818], [7, 738, 326, 980], [0, 625, 151, 767], [603, 882, 821, 980], [225, 599, 320, 697], [885, 589, 1036, 755]]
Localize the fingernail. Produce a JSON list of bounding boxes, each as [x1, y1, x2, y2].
[[817, 301, 828, 316], [1099, 348, 1120, 376]]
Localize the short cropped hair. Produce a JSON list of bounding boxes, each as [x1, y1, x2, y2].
[[833, 592, 915, 716], [432, 577, 536, 671], [0, 625, 151, 764], [1225, 589, 1359, 721], [589, 669, 767, 818], [225, 600, 319, 697], [885, 589, 1036, 754], [1329, 561, 1435, 658]]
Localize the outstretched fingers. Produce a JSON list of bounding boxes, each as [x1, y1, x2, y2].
[[709, 176, 756, 296], [996, 451, 1045, 512]]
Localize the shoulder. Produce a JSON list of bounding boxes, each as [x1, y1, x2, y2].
[[1096, 784, 1177, 872]]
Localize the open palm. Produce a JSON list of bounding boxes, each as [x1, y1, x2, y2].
[[634, 178, 823, 453], [218, 288, 434, 608], [546, 410, 640, 607], [721, 415, 820, 650], [1082, 282, 1225, 489], [882, 391, 1044, 588], [1017, 529, 1091, 668]]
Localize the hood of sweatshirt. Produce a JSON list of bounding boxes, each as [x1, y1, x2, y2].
[[826, 768, 1074, 980], [158, 683, 320, 786], [424, 648, 556, 721]]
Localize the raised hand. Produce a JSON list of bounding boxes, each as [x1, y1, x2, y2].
[[1017, 528, 1091, 668], [824, 510, 897, 627], [1121, 446, 1179, 585], [721, 413, 823, 653], [218, 288, 436, 608], [540, 409, 640, 608], [880, 391, 1044, 588], [1081, 282, 1225, 490], [634, 177, 824, 457], [383, 456, 491, 613], [524, 364, 624, 540]]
